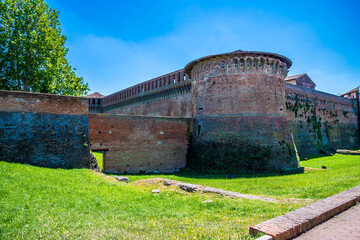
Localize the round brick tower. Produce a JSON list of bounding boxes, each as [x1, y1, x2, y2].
[[185, 50, 299, 172]]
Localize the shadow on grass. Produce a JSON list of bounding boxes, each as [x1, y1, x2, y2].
[[299, 154, 327, 161], [107, 166, 307, 180], [104, 153, 339, 180]]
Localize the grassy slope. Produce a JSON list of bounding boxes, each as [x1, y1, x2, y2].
[[123, 154, 360, 200], [1, 154, 359, 239], [92, 151, 103, 171], [0, 161, 301, 240]]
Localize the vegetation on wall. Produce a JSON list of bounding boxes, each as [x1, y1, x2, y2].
[[187, 136, 297, 174], [286, 94, 351, 148], [0, 0, 89, 96]]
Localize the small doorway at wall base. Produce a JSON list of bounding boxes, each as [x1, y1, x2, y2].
[[91, 150, 107, 172]]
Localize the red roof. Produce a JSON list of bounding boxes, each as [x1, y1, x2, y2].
[[84, 92, 105, 98], [340, 86, 359, 97], [285, 74, 307, 81]]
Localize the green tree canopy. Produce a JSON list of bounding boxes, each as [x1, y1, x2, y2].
[[0, 0, 89, 96]]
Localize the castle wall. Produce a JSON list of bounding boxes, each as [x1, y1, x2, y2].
[[285, 84, 360, 156], [3, 50, 358, 174], [186, 52, 299, 172], [101, 69, 192, 117], [88, 114, 191, 173], [189, 114, 298, 172], [0, 90, 91, 168], [191, 72, 286, 116], [104, 93, 192, 117]]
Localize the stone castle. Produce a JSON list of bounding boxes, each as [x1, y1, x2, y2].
[[1, 50, 359, 173]]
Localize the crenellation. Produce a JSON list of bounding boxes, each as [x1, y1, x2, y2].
[[89, 50, 358, 172], [189, 55, 288, 83], [102, 69, 190, 109], [1, 49, 358, 173]]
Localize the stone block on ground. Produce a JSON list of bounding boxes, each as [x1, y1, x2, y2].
[[114, 176, 129, 183]]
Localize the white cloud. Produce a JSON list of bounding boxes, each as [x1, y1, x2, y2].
[[66, 7, 360, 95]]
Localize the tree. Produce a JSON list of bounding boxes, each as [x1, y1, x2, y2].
[[0, 0, 89, 96]]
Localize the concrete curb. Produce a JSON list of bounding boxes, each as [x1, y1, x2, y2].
[[250, 185, 360, 240], [256, 235, 273, 240]]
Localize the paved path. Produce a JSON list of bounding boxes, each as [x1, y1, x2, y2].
[[294, 203, 360, 240]]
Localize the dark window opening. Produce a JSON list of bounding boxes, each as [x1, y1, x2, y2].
[[197, 125, 201, 137]]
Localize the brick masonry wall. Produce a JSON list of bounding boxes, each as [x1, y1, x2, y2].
[[88, 114, 191, 173], [0, 90, 91, 168], [191, 73, 287, 117], [188, 114, 298, 172], [285, 84, 360, 156], [105, 94, 192, 118], [187, 53, 299, 172], [0, 90, 88, 115]]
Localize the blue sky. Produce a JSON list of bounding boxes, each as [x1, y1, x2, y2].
[[48, 0, 360, 96]]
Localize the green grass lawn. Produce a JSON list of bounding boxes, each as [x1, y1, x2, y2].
[[122, 154, 360, 200], [92, 151, 103, 171], [0, 153, 359, 239]]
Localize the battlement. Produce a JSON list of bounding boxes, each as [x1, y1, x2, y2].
[[185, 50, 292, 79], [82, 49, 359, 173], [94, 51, 293, 115], [1, 49, 358, 174], [102, 69, 190, 109]]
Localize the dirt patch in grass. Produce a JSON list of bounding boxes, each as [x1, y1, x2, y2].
[[132, 178, 181, 192], [92, 171, 119, 183], [281, 198, 315, 204], [132, 178, 166, 188], [131, 178, 315, 204], [304, 167, 326, 172]]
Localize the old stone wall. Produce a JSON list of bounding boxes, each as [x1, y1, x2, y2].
[[285, 84, 360, 156], [188, 114, 298, 172], [88, 114, 191, 173], [185, 51, 299, 173], [3, 50, 359, 174], [105, 93, 192, 117], [0, 90, 91, 168], [101, 69, 192, 117]]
